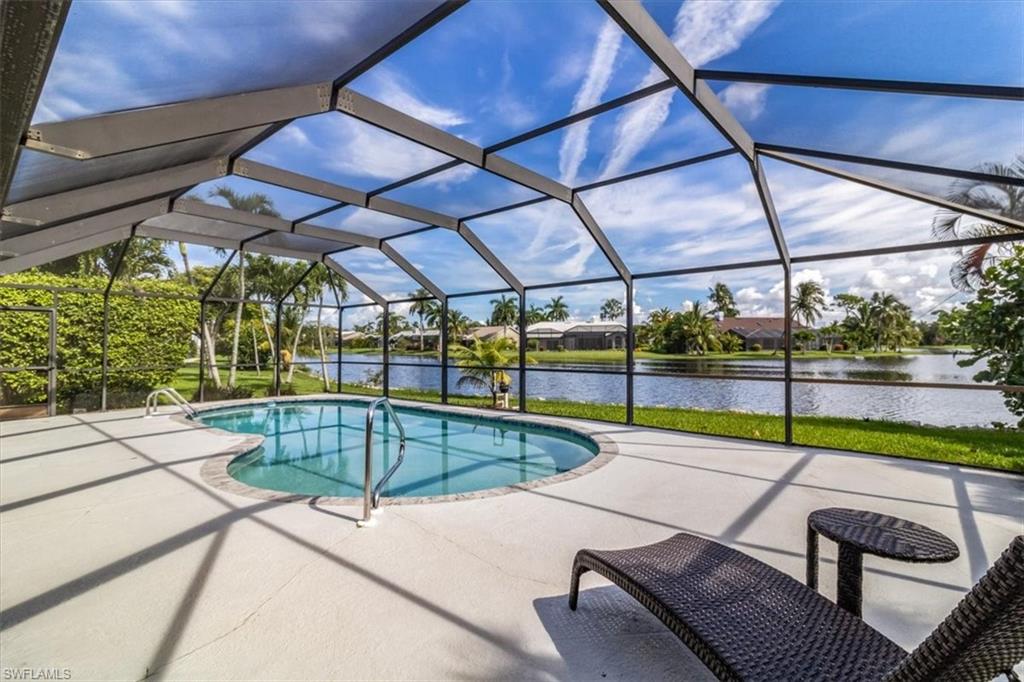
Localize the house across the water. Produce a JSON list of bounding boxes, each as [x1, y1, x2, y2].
[[527, 321, 627, 351], [715, 317, 810, 351]]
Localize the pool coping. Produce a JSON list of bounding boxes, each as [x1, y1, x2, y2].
[[181, 394, 618, 507]]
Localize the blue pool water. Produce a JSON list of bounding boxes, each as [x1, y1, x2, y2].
[[198, 400, 598, 498]]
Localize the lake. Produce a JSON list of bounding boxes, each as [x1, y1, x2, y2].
[[296, 352, 1014, 428]]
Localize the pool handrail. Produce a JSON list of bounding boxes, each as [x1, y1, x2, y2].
[[360, 397, 407, 526], [145, 387, 196, 418]]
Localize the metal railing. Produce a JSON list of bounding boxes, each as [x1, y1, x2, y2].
[[144, 387, 196, 417], [359, 397, 407, 527]]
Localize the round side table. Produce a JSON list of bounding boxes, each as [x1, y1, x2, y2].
[[806, 507, 960, 617]]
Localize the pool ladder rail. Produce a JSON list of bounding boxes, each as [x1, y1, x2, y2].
[[144, 387, 197, 418], [359, 397, 407, 527]]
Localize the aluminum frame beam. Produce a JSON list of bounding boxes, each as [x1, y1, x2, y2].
[[379, 241, 445, 300], [3, 157, 226, 226], [599, 0, 755, 160], [764, 150, 1024, 232], [756, 143, 1024, 188], [335, 90, 631, 282], [696, 69, 1024, 101], [323, 256, 387, 307], [0, 224, 132, 274], [0, 198, 169, 257], [0, 0, 69, 206], [24, 83, 328, 160]]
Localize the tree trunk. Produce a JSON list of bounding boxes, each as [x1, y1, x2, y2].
[[419, 313, 425, 351], [286, 306, 307, 384], [317, 297, 330, 391], [252, 325, 261, 376], [260, 306, 276, 361], [228, 259, 244, 386], [202, 320, 222, 388], [179, 242, 193, 285]]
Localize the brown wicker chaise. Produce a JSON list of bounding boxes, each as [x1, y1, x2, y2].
[[569, 533, 1024, 681]]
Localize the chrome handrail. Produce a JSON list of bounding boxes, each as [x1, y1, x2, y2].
[[145, 387, 196, 417], [360, 397, 407, 526]]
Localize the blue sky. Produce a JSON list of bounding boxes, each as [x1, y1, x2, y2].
[[25, 0, 1024, 326]]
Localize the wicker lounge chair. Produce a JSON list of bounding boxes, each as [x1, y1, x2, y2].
[[569, 532, 1024, 681]]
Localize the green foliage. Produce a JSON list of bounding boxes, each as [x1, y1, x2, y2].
[[0, 272, 198, 409], [489, 294, 518, 326], [708, 282, 739, 318], [545, 295, 570, 322], [599, 298, 624, 321], [941, 246, 1024, 427]]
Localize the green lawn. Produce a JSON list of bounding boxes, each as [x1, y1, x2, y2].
[[170, 366, 1023, 473]]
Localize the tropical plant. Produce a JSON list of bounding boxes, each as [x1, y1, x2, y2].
[[719, 332, 742, 353], [207, 186, 281, 388], [489, 294, 518, 326], [525, 304, 548, 325], [932, 155, 1023, 291], [546, 295, 570, 322], [451, 337, 533, 407], [599, 298, 624, 321], [407, 288, 438, 351], [677, 301, 718, 355], [445, 309, 472, 342], [708, 282, 739, 318], [41, 237, 174, 280], [936, 246, 1023, 426], [794, 329, 816, 354], [791, 281, 827, 328], [820, 322, 843, 353]]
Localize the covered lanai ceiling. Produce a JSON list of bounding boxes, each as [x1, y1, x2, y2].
[[1, 0, 1021, 305]]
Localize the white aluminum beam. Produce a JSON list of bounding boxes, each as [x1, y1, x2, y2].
[[24, 83, 331, 159]]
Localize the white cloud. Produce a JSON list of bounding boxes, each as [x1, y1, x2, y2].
[[598, 0, 778, 180], [323, 116, 450, 181], [558, 19, 623, 186], [365, 68, 468, 129], [720, 83, 770, 120]]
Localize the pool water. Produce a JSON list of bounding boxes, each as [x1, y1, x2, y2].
[[198, 400, 598, 499]]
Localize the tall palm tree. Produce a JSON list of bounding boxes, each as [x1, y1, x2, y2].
[[869, 291, 900, 353], [932, 155, 1023, 291], [445, 309, 472, 343], [791, 281, 827, 328], [708, 282, 739, 318], [208, 186, 281, 387], [489, 294, 518, 326], [546, 295, 570, 322], [407, 288, 437, 351]]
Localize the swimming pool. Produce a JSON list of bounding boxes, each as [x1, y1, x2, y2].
[[197, 400, 602, 500]]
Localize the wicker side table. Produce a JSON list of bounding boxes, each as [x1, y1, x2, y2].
[[806, 507, 960, 617]]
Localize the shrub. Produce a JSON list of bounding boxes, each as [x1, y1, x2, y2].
[[794, 343, 804, 352], [0, 272, 199, 408], [833, 343, 845, 352], [750, 343, 762, 352], [193, 384, 255, 402], [527, 339, 539, 351], [556, 344, 566, 352]]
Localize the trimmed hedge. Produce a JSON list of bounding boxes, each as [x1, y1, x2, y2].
[[0, 272, 199, 410]]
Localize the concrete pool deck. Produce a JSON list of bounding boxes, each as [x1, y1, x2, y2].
[[1, 398, 1021, 680]]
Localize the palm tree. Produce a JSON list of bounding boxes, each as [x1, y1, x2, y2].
[[489, 294, 518, 326], [791, 281, 827, 328], [932, 155, 1023, 291], [820, 321, 842, 353], [869, 291, 900, 353], [546, 295, 570, 322], [599, 298, 624, 321], [208, 186, 281, 387], [407, 288, 437, 351], [452, 337, 534, 407], [708, 282, 739, 318], [525, 304, 548, 325], [677, 301, 717, 355], [444, 309, 472, 343]]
